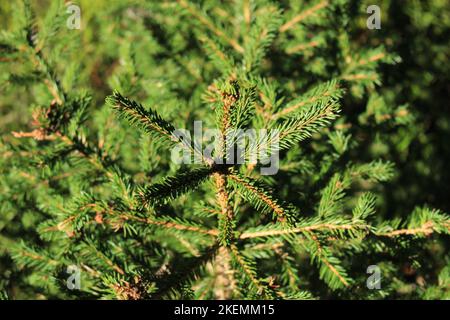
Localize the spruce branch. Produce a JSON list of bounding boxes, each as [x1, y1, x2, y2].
[[11, 5, 129, 178], [279, 0, 329, 33], [198, 35, 236, 73], [107, 91, 176, 143], [352, 193, 377, 221], [22, 0, 65, 104], [127, 215, 219, 238], [353, 49, 387, 68], [239, 221, 364, 240], [242, 4, 282, 72], [9, 63, 123, 174], [176, 0, 244, 53], [340, 73, 379, 83], [349, 160, 395, 182], [317, 173, 350, 218], [151, 245, 219, 299], [271, 80, 343, 120], [229, 244, 275, 299], [273, 246, 299, 289], [213, 84, 241, 246], [379, 223, 436, 237], [11, 242, 60, 272], [2, 0, 448, 300], [285, 38, 323, 55], [376, 207, 450, 238], [274, 99, 340, 151], [227, 83, 256, 130], [229, 172, 294, 222], [107, 91, 212, 165], [80, 241, 125, 275], [106, 275, 150, 300], [305, 235, 352, 290], [138, 167, 214, 207], [41, 199, 219, 239]]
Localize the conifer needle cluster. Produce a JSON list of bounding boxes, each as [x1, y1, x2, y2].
[[0, 0, 448, 300]]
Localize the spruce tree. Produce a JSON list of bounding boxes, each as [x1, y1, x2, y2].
[[0, 0, 448, 300]]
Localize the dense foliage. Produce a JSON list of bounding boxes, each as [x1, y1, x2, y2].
[[0, 0, 448, 299]]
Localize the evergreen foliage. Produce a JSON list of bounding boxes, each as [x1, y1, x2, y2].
[[0, 0, 448, 299]]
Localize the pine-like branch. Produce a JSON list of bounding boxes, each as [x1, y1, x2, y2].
[[229, 172, 294, 222], [106, 91, 176, 143], [271, 80, 343, 119], [305, 236, 352, 290], [279, 1, 329, 33], [177, 0, 244, 53], [229, 244, 275, 299], [138, 167, 214, 207], [376, 207, 450, 238], [275, 99, 340, 151]]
